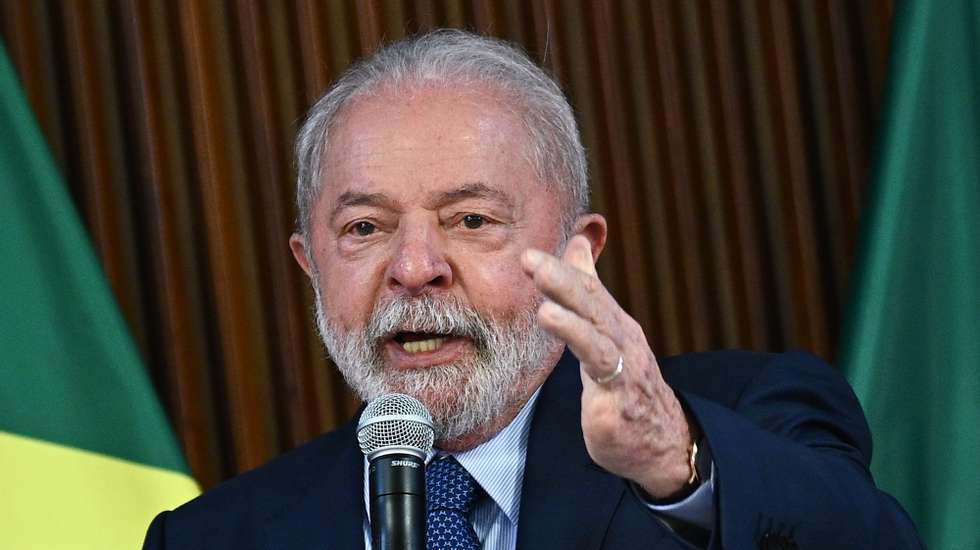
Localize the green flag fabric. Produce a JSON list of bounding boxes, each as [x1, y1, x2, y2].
[[840, 2, 980, 549], [0, 40, 198, 548]]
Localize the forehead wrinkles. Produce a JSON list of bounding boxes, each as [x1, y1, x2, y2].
[[323, 83, 531, 171], [336, 142, 499, 178], [317, 123, 535, 229]]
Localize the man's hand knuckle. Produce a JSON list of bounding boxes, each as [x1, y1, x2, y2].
[[585, 275, 601, 294], [599, 339, 618, 360]]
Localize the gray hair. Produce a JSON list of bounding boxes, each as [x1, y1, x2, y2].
[[293, 29, 589, 237]]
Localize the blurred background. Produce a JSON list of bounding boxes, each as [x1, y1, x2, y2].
[[0, 0, 896, 490]]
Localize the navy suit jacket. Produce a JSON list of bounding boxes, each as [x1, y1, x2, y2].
[[143, 350, 923, 549]]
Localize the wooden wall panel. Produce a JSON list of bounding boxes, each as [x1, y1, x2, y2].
[[0, 0, 895, 488]]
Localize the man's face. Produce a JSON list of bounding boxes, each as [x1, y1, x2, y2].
[[293, 84, 566, 444]]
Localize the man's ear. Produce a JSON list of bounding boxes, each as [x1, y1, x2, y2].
[[572, 213, 608, 264], [289, 233, 314, 278]]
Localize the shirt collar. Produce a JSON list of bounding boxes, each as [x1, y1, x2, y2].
[[442, 387, 541, 524], [362, 388, 542, 525]]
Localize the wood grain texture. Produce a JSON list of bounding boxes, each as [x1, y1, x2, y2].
[[0, 0, 895, 487]]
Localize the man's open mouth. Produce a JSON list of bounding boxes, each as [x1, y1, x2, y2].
[[392, 332, 452, 354]]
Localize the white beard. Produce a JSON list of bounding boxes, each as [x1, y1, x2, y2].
[[313, 286, 557, 443]]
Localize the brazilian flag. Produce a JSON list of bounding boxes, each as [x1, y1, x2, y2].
[[841, 1, 980, 548], [0, 41, 198, 548]]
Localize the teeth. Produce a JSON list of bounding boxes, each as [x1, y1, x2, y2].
[[401, 337, 447, 353]]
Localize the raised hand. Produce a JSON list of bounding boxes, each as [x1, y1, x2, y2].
[[522, 235, 695, 498]]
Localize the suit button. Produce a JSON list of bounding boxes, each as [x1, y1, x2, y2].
[[759, 532, 797, 550]]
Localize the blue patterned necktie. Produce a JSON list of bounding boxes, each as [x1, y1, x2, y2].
[[426, 456, 481, 549]]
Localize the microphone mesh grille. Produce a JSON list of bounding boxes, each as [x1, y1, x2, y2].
[[357, 393, 434, 457]]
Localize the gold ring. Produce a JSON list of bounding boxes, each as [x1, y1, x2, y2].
[[593, 356, 624, 385]]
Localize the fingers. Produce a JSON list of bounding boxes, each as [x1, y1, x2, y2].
[[521, 242, 619, 335], [562, 235, 597, 277], [523, 236, 626, 384], [537, 301, 623, 384]]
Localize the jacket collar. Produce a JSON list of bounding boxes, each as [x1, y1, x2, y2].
[[516, 349, 630, 550], [262, 419, 365, 550]]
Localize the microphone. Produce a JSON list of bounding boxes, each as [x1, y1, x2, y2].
[[357, 394, 435, 550]]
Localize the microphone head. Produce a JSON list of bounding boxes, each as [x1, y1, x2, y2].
[[357, 393, 435, 461]]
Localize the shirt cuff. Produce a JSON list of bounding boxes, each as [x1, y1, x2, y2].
[[640, 462, 715, 531]]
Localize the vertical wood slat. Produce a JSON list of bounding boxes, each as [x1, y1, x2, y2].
[[590, 1, 656, 340], [0, 0, 896, 487], [0, 2, 67, 168], [412, 0, 439, 31], [529, 0, 558, 72], [706, 0, 770, 351], [677, 1, 740, 347], [294, 0, 331, 104], [59, 1, 152, 351], [768, 1, 829, 353], [648, 2, 712, 351], [116, 0, 224, 488], [176, 0, 277, 472], [739, 3, 794, 350], [355, 0, 383, 55], [618, 1, 685, 353], [235, 0, 346, 448], [798, 0, 856, 333], [472, 0, 498, 33]]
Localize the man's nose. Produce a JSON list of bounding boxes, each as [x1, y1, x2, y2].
[[386, 226, 453, 295]]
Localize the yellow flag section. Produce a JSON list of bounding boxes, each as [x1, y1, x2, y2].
[[1, 431, 198, 549], [0, 41, 200, 548]]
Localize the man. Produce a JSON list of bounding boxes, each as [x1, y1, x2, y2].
[[144, 30, 922, 549]]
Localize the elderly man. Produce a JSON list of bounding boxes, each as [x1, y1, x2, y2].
[[144, 30, 921, 549]]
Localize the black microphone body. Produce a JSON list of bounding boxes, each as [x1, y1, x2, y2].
[[369, 454, 426, 550], [358, 393, 434, 550]]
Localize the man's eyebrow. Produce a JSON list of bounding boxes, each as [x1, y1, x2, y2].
[[427, 182, 515, 209], [329, 191, 399, 224]]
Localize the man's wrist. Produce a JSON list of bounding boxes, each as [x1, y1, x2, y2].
[[641, 440, 703, 503], [637, 405, 712, 505], [640, 407, 707, 500]]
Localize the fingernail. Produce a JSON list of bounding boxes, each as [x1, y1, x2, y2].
[[523, 249, 543, 269]]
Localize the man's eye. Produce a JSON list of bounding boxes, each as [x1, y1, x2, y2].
[[462, 214, 485, 229], [351, 221, 376, 236]]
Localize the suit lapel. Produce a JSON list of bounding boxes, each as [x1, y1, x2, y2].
[[263, 421, 366, 550], [259, 351, 680, 549], [516, 350, 628, 550]]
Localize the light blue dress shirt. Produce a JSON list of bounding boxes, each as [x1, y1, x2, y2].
[[362, 389, 714, 548]]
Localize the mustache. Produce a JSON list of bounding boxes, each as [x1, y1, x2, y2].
[[364, 294, 495, 345]]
